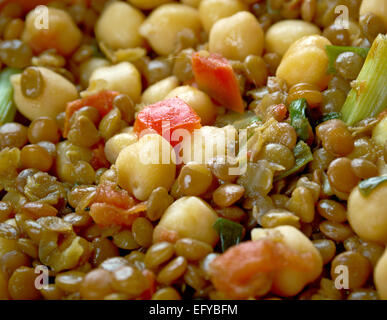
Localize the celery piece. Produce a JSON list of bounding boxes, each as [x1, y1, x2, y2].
[[0, 68, 21, 125], [213, 218, 243, 252], [321, 112, 342, 123], [289, 98, 311, 141], [326, 45, 369, 74], [274, 141, 313, 181], [341, 34, 387, 125], [358, 176, 387, 197]]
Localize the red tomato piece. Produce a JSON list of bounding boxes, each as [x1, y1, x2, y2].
[[192, 51, 244, 113], [134, 97, 201, 147]]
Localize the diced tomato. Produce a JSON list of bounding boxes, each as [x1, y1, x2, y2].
[[192, 51, 244, 113], [139, 269, 157, 300], [209, 239, 315, 299], [63, 90, 119, 138], [89, 203, 142, 227], [90, 142, 110, 170], [93, 183, 135, 210], [134, 97, 202, 147]]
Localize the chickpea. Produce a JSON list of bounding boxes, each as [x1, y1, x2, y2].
[[141, 76, 179, 105], [116, 134, 176, 201], [251, 226, 323, 297], [153, 196, 219, 246], [276, 35, 332, 90], [199, 0, 247, 33], [375, 247, 387, 299], [360, 0, 387, 30], [95, 2, 145, 50], [79, 57, 110, 89], [181, 125, 238, 164], [139, 4, 202, 56], [87, 62, 142, 103], [166, 86, 217, 125], [22, 7, 82, 56], [11, 67, 78, 121], [348, 181, 387, 244], [265, 20, 321, 57], [128, 0, 173, 10], [104, 132, 138, 164], [209, 11, 264, 61], [372, 115, 387, 147]]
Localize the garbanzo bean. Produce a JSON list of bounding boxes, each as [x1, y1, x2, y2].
[[116, 134, 176, 201], [139, 4, 201, 56], [209, 11, 263, 61], [348, 182, 387, 244], [265, 20, 321, 57], [79, 57, 110, 89], [375, 247, 387, 299], [88, 62, 142, 103], [166, 86, 217, 126], [276, 35, 331, 90], [153, 196, 219, 246], [95, 2, 145, 50], [11, 67, 78, 121], [199, 0, 247, 33], [104, 132, 138, 164], [142, 76, 179, 105], [360, 0, 387, 29], [22, 7, 82, 56]]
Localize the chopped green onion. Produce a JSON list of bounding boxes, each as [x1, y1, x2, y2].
[[320, 112, 342, 123], [358, 176, 387, 197], [289, 98, 310, 141], [0, 68, 21, 125], [326, 45, 369, 74], [213, 218, 243, 252], [341, 34, 387, 125], [274, 141, 313, 181]]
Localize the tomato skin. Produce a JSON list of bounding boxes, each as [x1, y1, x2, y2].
[[89, 203, 140, 227], [93, 183, 135, 210], [134, 97, 201, 147], [64, 90, 119, 138], [90, 142, 110, 170], [192, 51, 244, 113]]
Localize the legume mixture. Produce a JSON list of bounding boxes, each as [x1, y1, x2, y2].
[[0, 0, 386, 301]]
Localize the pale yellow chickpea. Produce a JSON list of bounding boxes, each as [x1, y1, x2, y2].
[[166, 86, 217, 125], [199, 0, 247, 33], [360, 0, 387, 29], [128, 0, 173, 10], [209, 11, 264, 61], [153, 196, 219, 246], [116, 134, 176, 201], [251, 226, 323, 297], [374, 247, 387, 300], [104, 132, 138, 164], [79, 57, 110, 89], [87, 62, 142, 103], [348, 181, 387, 244], [265, 20, 321, 57], [11, 67, 78, 121], [95, 2, 145, 50], [139, 4, 202, 56], [180, 125, 238, 164], [276, 35, 332, 90], [141, 76, 179, 105], [22, 7, 81, 56], [372, 115, 387, 146]]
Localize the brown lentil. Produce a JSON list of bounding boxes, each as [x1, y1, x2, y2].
[[347, 289, 379, 300], [28, 117, 60, 144], [0, 201, 13, 223], [319, 221, 354, 242], [216, 206, 246, 222], [327, 157, 360, 194], [91, 237, 119, 267], [157, 256, 187, 285], [0, 122, 28, 149], [112, 265, 149, 297], [350, 158, 378, 179], [132, 217, 154, 248], [8, 266, 41, 300], [317, 199, 347, 223], [335, 52, 364, 81], [0, 39, 32, 68], [80, 269, 114, 300], [144, 242, 175, 269], [151, 287, 181, 300], [20, 144, 53, 172], [146, 187, 174, 221], [55, 271, 85, 293]]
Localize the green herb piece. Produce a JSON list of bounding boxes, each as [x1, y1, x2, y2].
[[321, 112, 342, 122], [213, 218, 243, 252], [289, 98, 310, 141], [341, 35, 387, 125], [0, 68, 21, 125], [326, 45, 370, 74], [274, 141, 313, 181], [358, 176, 387, 196]]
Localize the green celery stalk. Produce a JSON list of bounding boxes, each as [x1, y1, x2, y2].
[[274, 141, 313, 181], [341, 34, 387, 125], [289, 98, 311, 141], [0, 68, 21, 125]]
